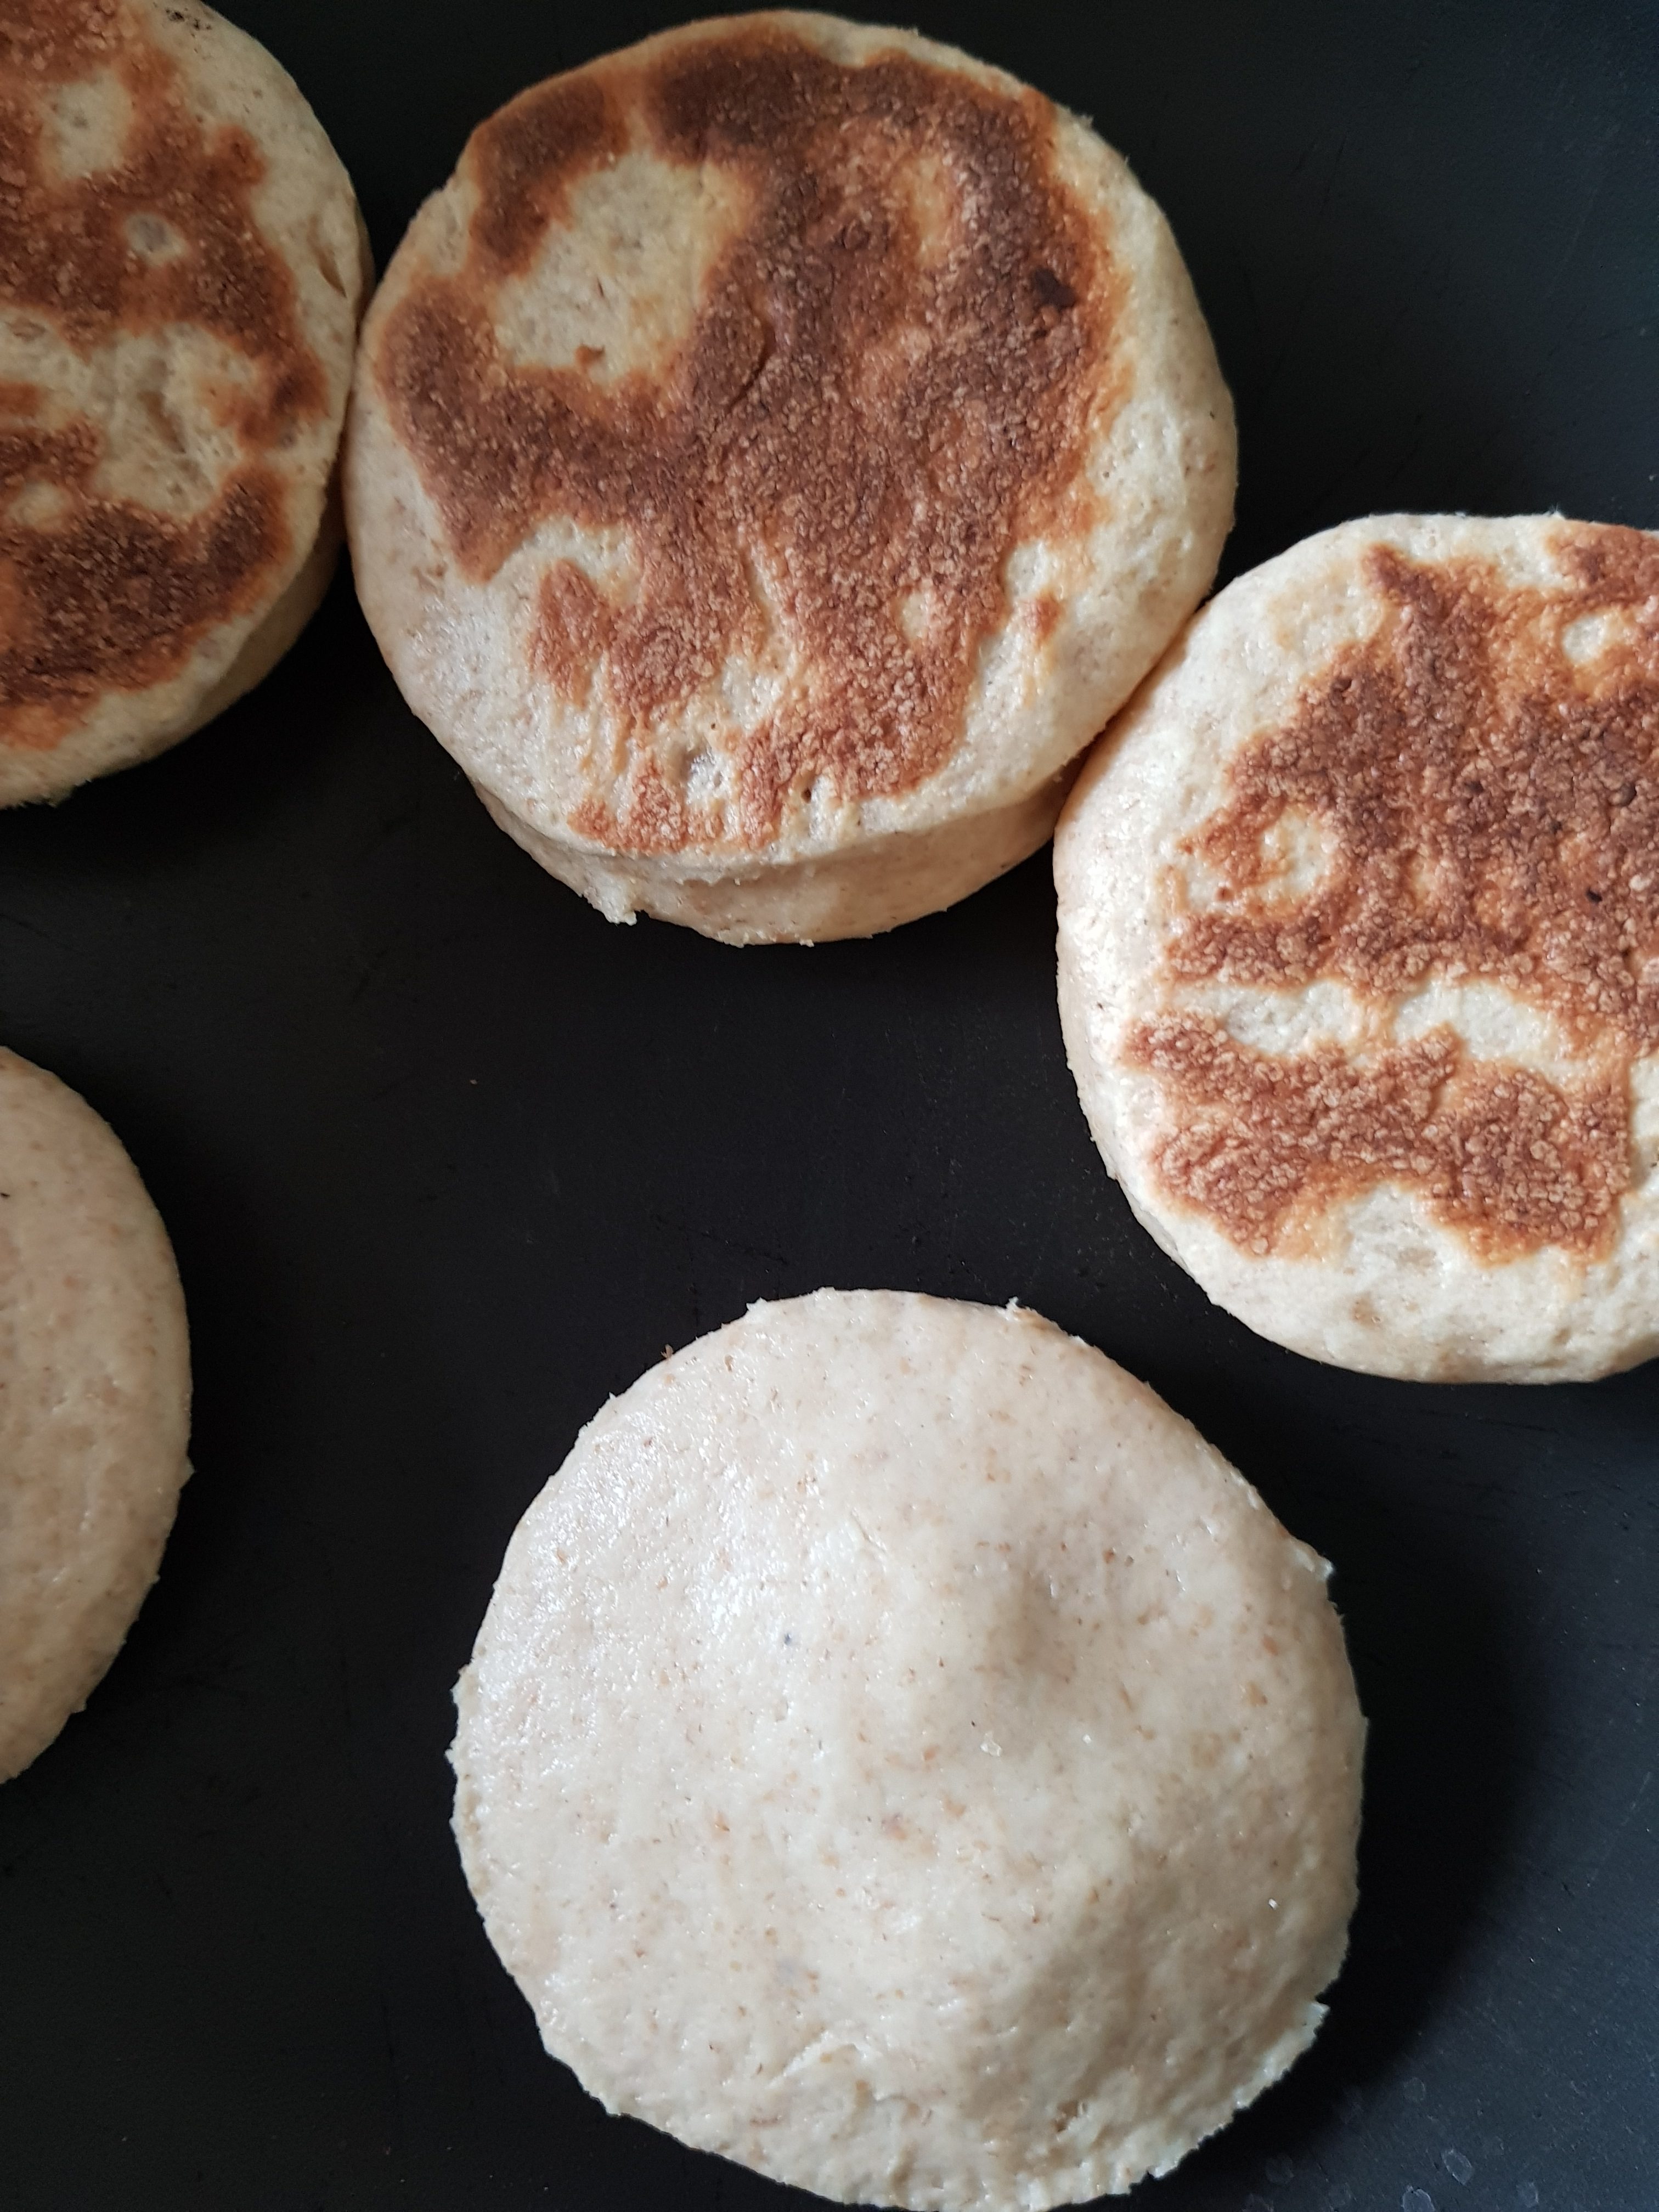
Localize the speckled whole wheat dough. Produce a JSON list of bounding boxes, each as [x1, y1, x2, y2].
[[452, 1291, 1363, 2209], [0, 0, 371, 806], [1056, 514, 1659, 1382], [346, 12, 1235, 944], [0, 1048, 190, 1781]]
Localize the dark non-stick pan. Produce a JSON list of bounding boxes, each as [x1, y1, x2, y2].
[[2, 3, 1655, 2206]]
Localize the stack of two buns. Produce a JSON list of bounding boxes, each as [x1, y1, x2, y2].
[[345, 10, 1237, 942]]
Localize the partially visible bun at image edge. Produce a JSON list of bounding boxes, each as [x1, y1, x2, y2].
[[452, 1290, 1363, 2208], [0, 0, 371, 807], [0, 1047, 191, 1782], [1057, 512, 1659, 1383], [346, 11, 1235, 944]]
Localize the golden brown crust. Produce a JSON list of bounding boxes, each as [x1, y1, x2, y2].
[[373, 18, 1118, 852], [1129, 1014, 1627, 1261], [468, 74, 625, 273], [0, 0, 327, 749], [1129, 524, 1659, 1261]]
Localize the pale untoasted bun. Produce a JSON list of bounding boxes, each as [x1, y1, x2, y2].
[[347, 12, 1234, 943], [0, 0, 370, 806], [452, 1290, 1362, 2208], [0, 1048, 191, 1782], [1057, 514, 1659, 1382]]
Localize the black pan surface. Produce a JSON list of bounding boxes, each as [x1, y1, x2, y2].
[[2, 3, 1656, 2207]]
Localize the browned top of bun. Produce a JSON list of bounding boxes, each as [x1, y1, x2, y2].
[[0, 0, 329, 751], [371, 15, 1118, 852], [1128, 523, 1659, 1260]]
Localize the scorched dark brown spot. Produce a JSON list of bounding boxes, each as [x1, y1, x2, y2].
[[1031, 266, 1076, 312], [1129, 527, 1659, 1261], [377, 20, 1114, 850], [0, 0, 326, 747]]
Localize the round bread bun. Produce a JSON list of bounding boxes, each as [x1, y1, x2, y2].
[[452, 1290, 1362, 2208], [0, 0, 371, 807], [347, 12, 1234, 944], [1057, 513, 1659, 1383], [0, 1047, 191, 1782]]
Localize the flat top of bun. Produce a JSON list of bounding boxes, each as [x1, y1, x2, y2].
[[1126, 518, 1659, 1265], [0, 0, 358, 758], [362, 12, 1142, 856]]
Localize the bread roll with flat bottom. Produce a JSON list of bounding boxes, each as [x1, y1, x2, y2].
[[347, 12, 1234, 943], [0, 0, 371, 805], [1057, 514, 1659, 1381], [0, 1048, 191, 1781], [453, 1290, 1362, 2208]]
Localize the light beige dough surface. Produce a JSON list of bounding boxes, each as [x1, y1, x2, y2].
[[0, 1048, 191, 1781], [347, 12, 1234, 943], [453, 1290, 1362, 2208], [0, 0, 370, 806], [1056, 513, 1659, 1381]]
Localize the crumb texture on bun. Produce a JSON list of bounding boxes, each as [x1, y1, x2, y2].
[[0, 0, 369, 804], [452, 1290, 1362, 2208], [0, 1047, 191, 1782], [349, 12, 1234, 941], [1057, 514, 1659, 1380]]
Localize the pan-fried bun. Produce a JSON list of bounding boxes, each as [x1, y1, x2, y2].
[[453, 1291, 1362, 2208], [347, 12, 1234, 943], [0, 1048, 190, 1781], [0, 0, 370, 806], [1057, 514, 1659, 1382]]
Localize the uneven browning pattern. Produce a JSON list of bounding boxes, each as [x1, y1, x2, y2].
[[0, 0, 325, 749], [1131, 1016, 1629, 1260], [1129, 528, 1659, 1260], [376, 22, 1111, 852]]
